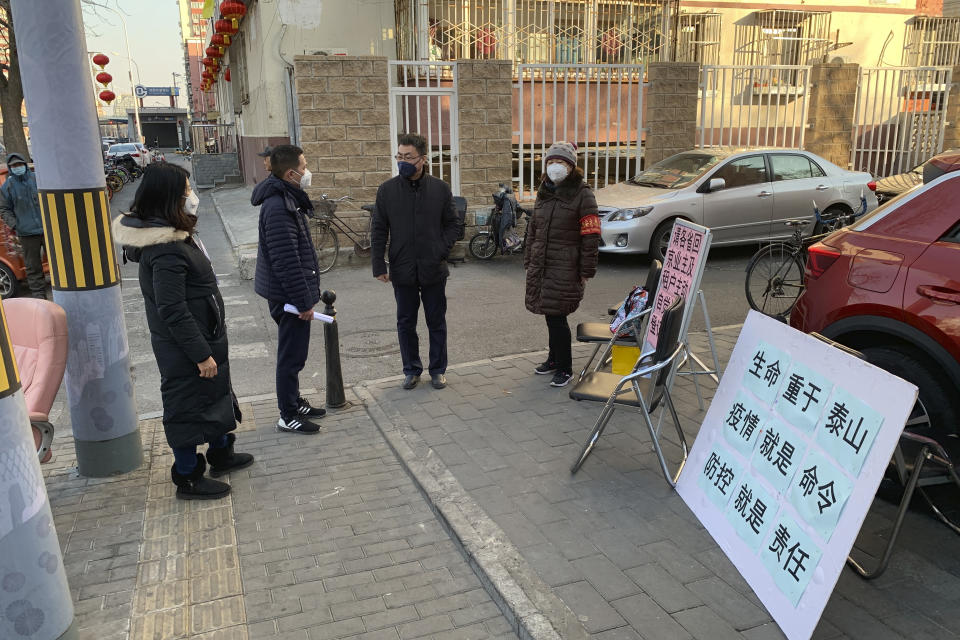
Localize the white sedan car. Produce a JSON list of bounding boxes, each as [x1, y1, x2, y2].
[[105, 143, 148, 169], [596, 148, 878, 261]]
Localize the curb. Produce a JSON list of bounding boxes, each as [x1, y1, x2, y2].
[[356, 355, 591, 640], [208, 187, 258, 280]]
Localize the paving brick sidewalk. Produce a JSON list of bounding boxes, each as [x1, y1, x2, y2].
[[43, 391, 518, 640], [362, 328, 960, 640]]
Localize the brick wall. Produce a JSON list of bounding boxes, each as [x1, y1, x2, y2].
[[294, 55, 392, 230], [191, 153, 240, 188], [806, 63, 859, 170], [644, 62, 700, 168], [456, 60, 514, 204]]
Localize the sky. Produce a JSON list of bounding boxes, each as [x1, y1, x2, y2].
[[82, 1, 187, 109]]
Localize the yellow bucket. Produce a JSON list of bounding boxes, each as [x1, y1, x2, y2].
[[611, 345, 641, 376]]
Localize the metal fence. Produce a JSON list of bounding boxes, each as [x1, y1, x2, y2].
[[903, 16, 960, 67], [387, 61, 461, 195], [190, 123, 237, 154], [697, 65, 811, 149], [515, 63, 644, 199], [852, 66, 952, 178]]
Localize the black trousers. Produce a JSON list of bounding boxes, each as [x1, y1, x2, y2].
[[393, 280, 447, 376], [268, 300, 311, 419], [545, 314, 572, 374], [19, 234, 46, 299]]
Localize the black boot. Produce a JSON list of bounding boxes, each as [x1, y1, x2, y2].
[[206, 433, 254, 478], [170, 453, 231, 500]]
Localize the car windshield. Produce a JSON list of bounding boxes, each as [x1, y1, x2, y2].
[[628, 152, 721, 189], [109, 144, 136, 153]]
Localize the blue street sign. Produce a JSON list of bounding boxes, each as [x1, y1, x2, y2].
[[134, 85, 180, 98]]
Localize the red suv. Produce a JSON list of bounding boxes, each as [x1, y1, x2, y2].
[[790, 172, 960, 434]]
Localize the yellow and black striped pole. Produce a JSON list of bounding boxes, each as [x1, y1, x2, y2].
[[38, 189, 120, 291], [13, 0, 141, 479], [0, 302, 75, 638]]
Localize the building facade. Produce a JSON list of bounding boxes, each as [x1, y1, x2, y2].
[[177, 0, 218, 126]]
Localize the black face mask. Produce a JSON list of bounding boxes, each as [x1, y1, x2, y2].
[[398, 161, 418, 178]]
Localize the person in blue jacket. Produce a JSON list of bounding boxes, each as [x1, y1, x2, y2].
[[0, 153, 47, 298], [252, 144, 326, 434]]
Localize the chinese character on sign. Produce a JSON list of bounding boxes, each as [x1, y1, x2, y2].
[[825, 401, 849, 435], [715, 463, 735, 495], [784, 542, 811, 582], [760, 430, 780, 461], [799, 465, 818, 497], [746, 499, 767, 534], [817, 481, 836, 514], [742, 411, 761, 439], [801, 382, 822, 413], [768, 524, 790, 561], [773, 441, 796, 476], [842, 416, 868, 454], [704, 452, 720, 480], [749, 351, 766, 379], [726, 402, 746, 430], [734, 485, 753, 517], [764, 361, 781, 388], [782, 373, 804, 406]]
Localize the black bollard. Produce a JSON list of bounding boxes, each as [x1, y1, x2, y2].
[[321, 290, 348, 408]]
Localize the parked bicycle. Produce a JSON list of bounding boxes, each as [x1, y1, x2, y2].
[[744, 193, 869, 318], [307, 194, 374, 274], [468, 183, 530, 260]]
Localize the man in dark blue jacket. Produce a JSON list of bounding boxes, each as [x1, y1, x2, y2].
[[0, 153, 47, 298], [253, 144, 325, 433], [371, 133, 460, 390]]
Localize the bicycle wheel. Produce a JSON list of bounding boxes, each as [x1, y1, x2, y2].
[[744, 243, 806, 318], [353, 215, 372, 258], [105, 174, 123, 193], [310, 220, 339, 273], [813, 205, 848, 235], [469, 232, 497, 259]]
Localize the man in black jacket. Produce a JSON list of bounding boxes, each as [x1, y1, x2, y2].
[[253, 144, 326, 433], [371, 133, 460, 390]]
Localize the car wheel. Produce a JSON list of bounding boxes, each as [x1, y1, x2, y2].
[[861, 346, 960, 436], [649, 220, 674, 263], [0, 262, 18, 299]]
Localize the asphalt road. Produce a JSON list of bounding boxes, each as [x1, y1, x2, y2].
[[111, 157, 759, 415]]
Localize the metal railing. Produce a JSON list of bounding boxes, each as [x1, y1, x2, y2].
[[388, 61, 460, 195], [189, 123, 238, 154], [697, 65, 811, 150], [852, 66, 952, 178], [516, 63, 644, 199]]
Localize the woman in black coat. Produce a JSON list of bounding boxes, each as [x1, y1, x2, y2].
[[113, 164, 253, 500]]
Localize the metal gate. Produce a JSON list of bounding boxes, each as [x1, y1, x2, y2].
[[515, 63, 644, 199], [698, 65, 811, 149], [852, 66, 952, 178], [388, 61, 461, 194]]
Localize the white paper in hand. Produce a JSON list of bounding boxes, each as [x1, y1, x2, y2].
[[283, 303, 335, 324]]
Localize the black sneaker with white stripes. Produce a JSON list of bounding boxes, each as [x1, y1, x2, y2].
[[549, 371, 573, 387], [297, 397, 326, 418], [276, 416, 321, 434]]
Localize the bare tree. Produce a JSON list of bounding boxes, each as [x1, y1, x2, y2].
[[0, 0, 26, 156]]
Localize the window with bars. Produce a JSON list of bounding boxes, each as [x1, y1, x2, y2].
[[735, 10, 831, 67], [675, 12, 720, 66], [903, 16, 960, 67], [396, 0, 671, 68]]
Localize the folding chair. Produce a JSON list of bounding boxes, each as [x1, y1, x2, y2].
[[575, 259, 662, 382], [569, 297, 689, 485]]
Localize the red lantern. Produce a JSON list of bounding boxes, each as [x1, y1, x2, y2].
[[206, 45, 222, 59], [99, 89, 116, 104], [202, 57, 220, 71], [224, 67, 231, 82], [211, 34, 228, 49], [95, 71, 112, 87], [214, 18, 238, 45], [219, 1, 246, 29], [92, 53, 109, 68], [202, 70, 213, 81]]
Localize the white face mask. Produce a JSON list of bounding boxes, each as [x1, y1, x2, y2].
[[184, 190, 200, 217], [546, 163, 570, 183], [298, 168, 312, 189]]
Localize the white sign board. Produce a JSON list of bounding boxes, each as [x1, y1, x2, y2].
[[642, 219, 712, 353], [676, 311, 917, 640]]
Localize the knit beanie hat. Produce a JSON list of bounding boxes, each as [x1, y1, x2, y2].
[[544, 141, 577, 167]]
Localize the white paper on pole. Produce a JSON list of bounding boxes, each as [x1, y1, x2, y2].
[[641, 220, 712, 353], [676, 311, 917, 640], [282, 303, 334, 324]]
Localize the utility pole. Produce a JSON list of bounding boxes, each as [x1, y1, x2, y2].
[[12, 0, 142, 476], [0, 306, 76, 637]]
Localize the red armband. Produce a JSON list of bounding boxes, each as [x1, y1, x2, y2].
[[580, 213, 601, 236]]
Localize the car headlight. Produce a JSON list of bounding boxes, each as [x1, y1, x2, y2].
[[607, 206, 653, 222]]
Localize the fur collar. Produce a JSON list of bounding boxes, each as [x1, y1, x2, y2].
[[112, 215, 189, 248], [538, 171, 585, 202]]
